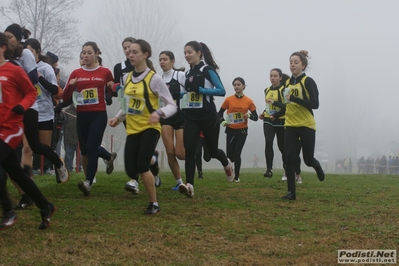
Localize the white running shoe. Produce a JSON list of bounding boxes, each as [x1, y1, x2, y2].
[[56, 158, 70, 183], [234, 178, 240, 183], [125, 180, 139, 194], [178, 183, 194, 198], [281, 172, 287, 181], [224, 159, 234, 182], [296, 174, 302, 184], [78, 180, 91, 196], [92, 176, 97, 183]]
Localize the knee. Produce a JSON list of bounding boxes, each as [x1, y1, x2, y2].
[[23, 144, 33, 155], [303, 157, 315, 167], [176, 150, 185, 160], [285, 153, 296, 165]]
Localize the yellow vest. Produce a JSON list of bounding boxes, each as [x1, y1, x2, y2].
[[284, 76, 316, 130], [124, 71, 161, 135], [264, 84, 285, 119]]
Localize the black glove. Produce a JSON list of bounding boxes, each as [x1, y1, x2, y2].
[[54, 104, 62, 114], [106, 94, 113, 106], [187, 83, 200, 93], [12, 104, 25, 115]]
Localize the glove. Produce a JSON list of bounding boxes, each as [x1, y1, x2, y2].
[[55, 104, 62, 114], [187, 83, 200, 93], [221, 121, 227, 127], [12, 104, 25, 115]]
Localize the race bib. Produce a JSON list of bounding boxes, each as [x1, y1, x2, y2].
[[226, 112, 245, 124], [265, 103, 277, 115], [35, 84, 42, 101], [125, 96, 145, 115], [74, 88, 99, 105], [181, 92, 203, 108], [283, 88, 291, 103]]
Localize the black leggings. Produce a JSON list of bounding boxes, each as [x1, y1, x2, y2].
[[264, 123, 301, 173], [124, 129, 159, 178], [285, 126, 322, 193], [76, 111, 111, 184], [184, 114, 228, 186], [195, 137, 210, 174], [24, 109, 62, 168], [226, 132, 247, 178], [0, 140, 49, 214], [263, 123, 285, 170]]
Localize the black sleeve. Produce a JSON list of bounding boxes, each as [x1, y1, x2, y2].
[[290, 77, 319, 110], [113, 63, 122, 83], [217, 107, 226, 121], [39, 76, 59, 95], [250, 110, 258, 121]]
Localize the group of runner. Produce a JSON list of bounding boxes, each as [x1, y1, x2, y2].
[[0, 24, 325, 230]]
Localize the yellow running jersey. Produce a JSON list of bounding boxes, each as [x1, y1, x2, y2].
[[284, 76, 316, 130], [124, 71, 161, 135]]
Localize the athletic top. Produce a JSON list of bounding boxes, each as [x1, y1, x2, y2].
[[162, 69, 186, 108], [62, 66, 113, 112], [284, 73, 319, 130], [122, 68, 177, 135], [183, 61, 225, 120], [264, 84, 285, 119], [14, 49, 39, 111], [114, 59, 134, 84], [0, 62, 37, 129], [36, 61, 57, 122], [220, 95, 256, 129]]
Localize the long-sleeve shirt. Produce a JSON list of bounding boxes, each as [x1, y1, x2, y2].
[[0, 62, 37, 129]]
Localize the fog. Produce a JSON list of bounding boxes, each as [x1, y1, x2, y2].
[[69, 0, 399, 171]]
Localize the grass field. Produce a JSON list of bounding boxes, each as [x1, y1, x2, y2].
[[1, 168, 398, 265]]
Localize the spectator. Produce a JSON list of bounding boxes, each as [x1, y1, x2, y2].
[[63, 104, 81, 172]]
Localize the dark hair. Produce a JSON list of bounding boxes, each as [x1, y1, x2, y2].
[[185, 41, 219, 70], [290, 50, 310, 71], [159, 50, 185, 71], [82, 41, 101, 55], [270, 68, 290, 85], [232, 77, 245, 86], [5, 23, 31, 41], [97, 55, 102, 66], [0, 32, 14, 60], [55, 67, 60, 76], [122, 37, 136, 45], [133, 39, 155, 71], [24, 38, 49, 63]]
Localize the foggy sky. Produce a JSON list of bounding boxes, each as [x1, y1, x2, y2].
[[72, 0, 399, 167]]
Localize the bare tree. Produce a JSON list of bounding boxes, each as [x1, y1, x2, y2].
[[87, 0, 185, 154], [0, 0, 82, 64]]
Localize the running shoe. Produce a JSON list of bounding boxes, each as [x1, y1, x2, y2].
[[56, 158, 69, 183], [38, 202, 56, 230], [224, 159, 234, 182], [78, 180, 91, 196], [125, 180, 139, 194], [178, 183, 194, 198], [264, 169, 273, 178], [105, 152, 117, 174], [296, 174, 302, 184], [14, 194, 33, 210], [281, 172, 287, 181], [144, 203, 160, 215], [0, 211, 18, 231]]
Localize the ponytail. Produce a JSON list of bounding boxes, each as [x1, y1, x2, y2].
[[199, 42, 219, 71], [146, 59, 155, 72]]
